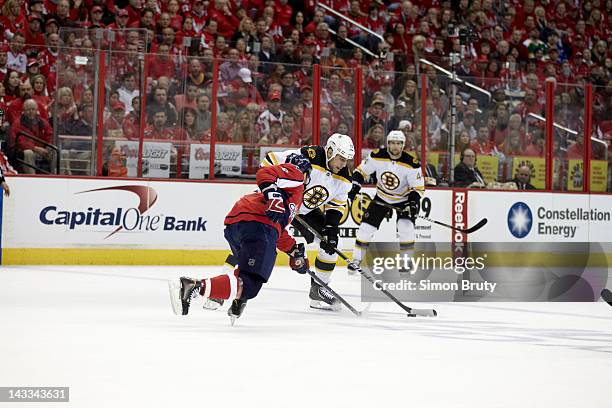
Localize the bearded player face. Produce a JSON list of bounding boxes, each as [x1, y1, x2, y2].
[[388, 141, 403, 157]]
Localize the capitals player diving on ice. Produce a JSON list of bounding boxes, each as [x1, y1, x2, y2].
[[348, 130, 425, 273], [169, 154, 312, 323], [261, 133, 355, 311]]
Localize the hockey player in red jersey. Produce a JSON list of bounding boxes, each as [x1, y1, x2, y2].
[[169, 154, 312, 323]]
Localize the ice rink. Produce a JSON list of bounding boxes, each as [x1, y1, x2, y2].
[[1, 265, 611, 408]]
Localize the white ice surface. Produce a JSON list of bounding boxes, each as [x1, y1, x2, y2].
[[1, 265, 611, 408]]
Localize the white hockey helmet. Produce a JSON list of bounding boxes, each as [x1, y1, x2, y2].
[[325, 133, 355, 160], [387, 130, 406, 146]]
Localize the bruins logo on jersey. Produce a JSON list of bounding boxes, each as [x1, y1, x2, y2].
[[303, 186, 329, 209], [306, 148, 317, 160], [380, 171, 400, 190], [350, 192, 372, 225]]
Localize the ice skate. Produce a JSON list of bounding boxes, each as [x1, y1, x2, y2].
[[398, 258, 415, 274], [309, 278, 341, 311], [228, 298, 248, 325], [168, 277, 201, 315], [203, 298, 225, 310], [347, 260, 361, 275]]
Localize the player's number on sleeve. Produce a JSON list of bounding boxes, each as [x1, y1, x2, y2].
[[420, 197, 431, 217]]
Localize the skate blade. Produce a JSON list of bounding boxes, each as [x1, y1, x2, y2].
[[167, 280, 182, 316], [309, 300, 342, 312]]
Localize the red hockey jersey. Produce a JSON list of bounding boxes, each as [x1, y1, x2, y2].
[[224, 164, 304, 253]]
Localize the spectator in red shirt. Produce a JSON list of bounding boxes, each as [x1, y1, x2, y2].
[[363, 123, 385, 149], [280, 114, 300, 145], [124, 0, 143, 25], [566, 132, 586, 159], [7, 79, 49, 125], [24, 16, 46, 54], [149, 43, 177, 79], [190, 0, 207, 33], [199, 19, 218, 50], [9, 99, 53, 174], [2, 70, 22, 105], [524, 131, 545, 157], [104, 147, 128, 177], [144, 109, 179, 140], [176, 15, 197, 46], [105, 101, 127, 138], [0, 0, 26, 43], [176, 107, 201, 141], [208, 0, 240, 39], [227, 68, 264, 108], [122, 97, 141, 140], [274, 0, 292, 27], [0, 44, 8, 82], [129, 7, 154, 30], [202, 111, 231, 142], [51, 0, 78, 28], [165, 0, 183, 31], [174, 83, 199, 113], [471, 125, 496, 155], [30, 74, 51, 110], [89, 5, 106, 28]]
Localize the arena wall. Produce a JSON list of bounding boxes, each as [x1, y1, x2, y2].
[[1, 177, 611, 265]]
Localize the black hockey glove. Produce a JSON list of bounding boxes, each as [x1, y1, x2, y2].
[[320, 225, 339, 255], [348, 182, 361, 201], [262, 184, 288, 224], [402, 191, 421, 220], [288, 243, 309, 274]]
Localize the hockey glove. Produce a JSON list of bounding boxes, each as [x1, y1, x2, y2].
[[348, 182, 361, 201], [288, 243, 309, 274], [262, 184, 288, 224], [402, 191, 421, 220], [320, 225, 339, 255]]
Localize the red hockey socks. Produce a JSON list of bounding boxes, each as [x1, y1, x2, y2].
[[199, 270, 241, 300]]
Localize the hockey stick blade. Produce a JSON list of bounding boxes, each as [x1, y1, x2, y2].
[[601, 289, 612, 307], [369, 199, 486, 234], [407, 309, 438, 317], [460, 217, 488, 234]]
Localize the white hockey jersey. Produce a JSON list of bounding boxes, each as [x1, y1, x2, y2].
[[355, 148, 425, 204], [262, 146, 351, 215]]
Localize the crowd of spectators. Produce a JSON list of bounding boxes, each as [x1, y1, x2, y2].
[[0, 0, 610, 184]]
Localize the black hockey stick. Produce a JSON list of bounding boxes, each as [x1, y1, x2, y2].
[[295, 216, 437, 317], [306, 270, 362, 316], [602, 289, 612, 307], [369, 198, 488, 234]]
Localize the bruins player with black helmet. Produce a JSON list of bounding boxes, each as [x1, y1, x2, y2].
[[348, 130, 425, 273]]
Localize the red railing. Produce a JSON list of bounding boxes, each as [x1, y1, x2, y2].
[[8, 44, 606, 194]]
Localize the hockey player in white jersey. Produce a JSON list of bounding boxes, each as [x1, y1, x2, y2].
[[205, 134, 354, 311], [262, 133, 354, 310], [348, 130, 425, 273]]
